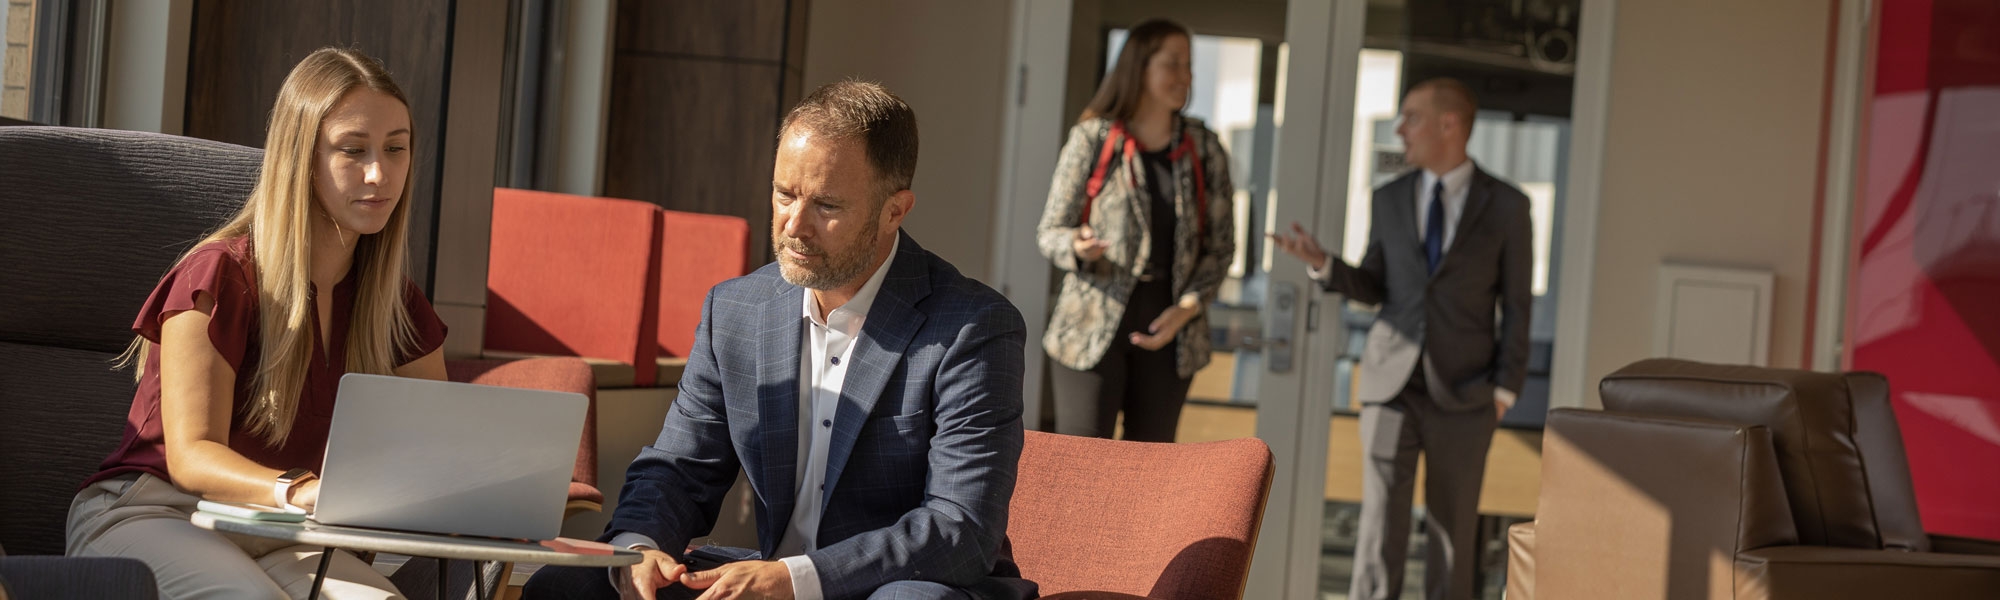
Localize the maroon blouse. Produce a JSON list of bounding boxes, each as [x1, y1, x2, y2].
[[84, 237, 447, 488]]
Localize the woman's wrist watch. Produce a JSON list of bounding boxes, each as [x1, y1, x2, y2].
[[274, 467, 316, 513]]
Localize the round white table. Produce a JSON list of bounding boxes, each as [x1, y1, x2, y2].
[[192, 511, 640, 600]]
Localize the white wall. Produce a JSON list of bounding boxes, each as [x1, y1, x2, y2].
[[801, 0, 1015, 283], [1581, 0, 1833, 402]]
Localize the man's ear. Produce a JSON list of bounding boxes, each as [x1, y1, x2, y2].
[[1439, 111, 1463, 138], [882, 188, 915, 231]]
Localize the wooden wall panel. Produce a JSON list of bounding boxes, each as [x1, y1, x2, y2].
[[603, 56, 780, 265], [183, 0, 451, 289], [615, 0, 788, 59], [603, 0, 809, 269]]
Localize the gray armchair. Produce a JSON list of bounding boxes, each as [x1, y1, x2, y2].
[[0, 556, 159, 600], [0, 126, 238, 596], [0, 125, 592, 600]]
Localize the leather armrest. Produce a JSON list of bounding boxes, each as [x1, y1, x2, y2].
[[1507, 521, 1536, 600], [1931, 534, 2000, 557], [1532, 410, 1796, 598], [1736, 546, 2000, 599]]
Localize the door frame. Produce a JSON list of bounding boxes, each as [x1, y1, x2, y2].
[[990, 0, 1619, 595]]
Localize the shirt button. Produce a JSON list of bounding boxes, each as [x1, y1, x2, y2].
[[830, 356, 840, 365], [822, 419, 832, 428]]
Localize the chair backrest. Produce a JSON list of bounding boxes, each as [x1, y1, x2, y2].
[[656, 209, 749, 359], [0, 126, 260, 555], [1535, 408, 1798, 599], [1599, 358, 1930, 551], [486, 188, 662, 386], [1007, 431, 1274, 600]]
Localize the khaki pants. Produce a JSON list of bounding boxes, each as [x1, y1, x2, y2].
[[66, 473, 404, 600]]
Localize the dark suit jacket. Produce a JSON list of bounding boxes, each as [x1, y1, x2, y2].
[[604, 231, 1033, 599], [1319, 166, 1533, 412]]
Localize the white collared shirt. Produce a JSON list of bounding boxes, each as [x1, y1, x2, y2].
[[608, 238, 900, 600], [771, 235, 898, 599], [1416, 159, 1475, 253]]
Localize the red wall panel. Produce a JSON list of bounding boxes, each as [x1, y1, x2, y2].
[[1847, 0, 2000, 540]]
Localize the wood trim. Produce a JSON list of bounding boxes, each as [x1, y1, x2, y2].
[[433, 0, 510, 358], [1548, 0, 1619, 410], [1810, 0, 1873, 372]]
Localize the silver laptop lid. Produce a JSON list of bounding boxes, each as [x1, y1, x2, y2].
[[314, 373, 586, 540]]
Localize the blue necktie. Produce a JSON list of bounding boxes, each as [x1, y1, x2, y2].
[[1424, 179, 1445, 274]]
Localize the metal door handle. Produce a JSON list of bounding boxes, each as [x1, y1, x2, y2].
[[1267, 281, 1297, 372]]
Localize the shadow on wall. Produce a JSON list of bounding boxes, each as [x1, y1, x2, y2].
[[484, 291, 580, 358]]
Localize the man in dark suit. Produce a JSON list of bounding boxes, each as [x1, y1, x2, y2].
[[524, 81, 1034, 600], [1272, 77, 1532, 600]]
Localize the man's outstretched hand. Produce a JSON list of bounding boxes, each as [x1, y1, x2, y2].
[[1268, 222, 1330, 269]]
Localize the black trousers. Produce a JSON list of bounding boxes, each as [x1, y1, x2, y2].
[[523, 564, 691, 600], [1050, 279, 1193, 442]]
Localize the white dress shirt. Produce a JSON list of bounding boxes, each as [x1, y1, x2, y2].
[[1416, 159, 1475, 252], [610, 237, 900, 600]]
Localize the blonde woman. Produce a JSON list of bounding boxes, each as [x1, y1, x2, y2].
[[1036, 19, 1236, 442], [65, 48, 446, 599]]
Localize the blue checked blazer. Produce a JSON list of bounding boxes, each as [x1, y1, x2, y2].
[[605, 230, 1034, 600]]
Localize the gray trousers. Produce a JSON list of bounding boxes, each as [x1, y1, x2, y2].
[[66, 473, 403, 600], [1350, 380, 1497, 600]]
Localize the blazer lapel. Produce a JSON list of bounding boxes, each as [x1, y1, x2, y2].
[[1439, 170, 1495, 274], [755, 284, 803, 549], [1123, 146, 1151, 247], [1388, 175, 1424, 260], [819, 233, 930, 510]]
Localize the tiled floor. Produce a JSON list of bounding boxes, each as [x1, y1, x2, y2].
[[1316, 502, 1520, 600]]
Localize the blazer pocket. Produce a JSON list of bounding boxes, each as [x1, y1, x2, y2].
[[858, 412, 932, 471], [884, 410, 931, 436]]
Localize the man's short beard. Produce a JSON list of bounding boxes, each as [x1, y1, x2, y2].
[[774, 213, 883, 290]]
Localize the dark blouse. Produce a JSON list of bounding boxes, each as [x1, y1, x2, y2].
[[83, 237, 447, 488], [1140, 145, 1178, 282]]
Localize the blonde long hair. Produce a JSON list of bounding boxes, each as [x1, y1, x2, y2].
[[127, 47, 422, 448]]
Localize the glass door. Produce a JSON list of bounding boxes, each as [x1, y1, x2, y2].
[[994, 2, 1341, 595]]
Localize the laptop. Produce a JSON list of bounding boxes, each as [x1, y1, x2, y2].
[[311, 373, 587, 541]]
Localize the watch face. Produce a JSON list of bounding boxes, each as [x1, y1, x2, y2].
[[280, 468, 314, 482]]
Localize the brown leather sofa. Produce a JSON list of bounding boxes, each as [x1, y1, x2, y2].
[[1507, 359, 2000, 599]]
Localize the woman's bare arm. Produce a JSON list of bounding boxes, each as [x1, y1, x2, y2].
[[393, 347, 447, 381], [157, 291, 300, 506]]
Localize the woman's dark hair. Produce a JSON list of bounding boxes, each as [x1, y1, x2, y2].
[[1080, 18, 1192, 124]]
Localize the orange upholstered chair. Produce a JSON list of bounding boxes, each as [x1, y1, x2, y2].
[[485, 188, 663, 387], [655, 209, 750, 381], [1008, 431, 1275, 600]]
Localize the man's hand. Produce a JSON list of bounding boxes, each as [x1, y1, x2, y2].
[[1494, 388, 1517, 424], [680, 560, 793, 600], [619, 549, 688, 600], [1268, 222, 1330, 268], [1072, 225, 1110, 263], [1130, 302, 1199, 351]]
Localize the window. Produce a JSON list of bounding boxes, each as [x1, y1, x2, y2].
[[1, 0, 40, 121], [2, 0, 105, 126]]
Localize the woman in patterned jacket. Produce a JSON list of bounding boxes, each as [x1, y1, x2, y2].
[[1035, 18, 1236, 442]]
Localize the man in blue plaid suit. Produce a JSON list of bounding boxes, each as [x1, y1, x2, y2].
[[523, 82, 1036, 600]]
